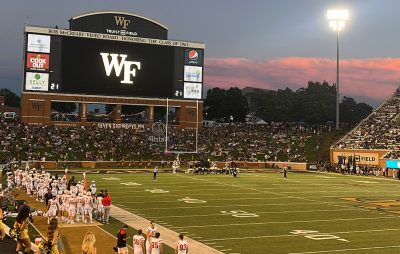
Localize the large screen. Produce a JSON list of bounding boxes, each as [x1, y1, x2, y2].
[[23, 29, 204, 100]]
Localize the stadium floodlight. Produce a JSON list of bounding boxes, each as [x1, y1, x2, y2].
[[327, 9, 349, 131]]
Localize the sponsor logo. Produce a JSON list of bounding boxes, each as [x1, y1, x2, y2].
[[25, 72, 49, 91], [184, 82, 202, 99], [114, 16, 131, 29], [189, 50, 198, 60], [148, 122, 166, 143], [26, 53, 49, 71], [185, 49, 203, 65], [27, 34, 50, 53], [184, 66, 202, 82], [100, 53, 141, 84]]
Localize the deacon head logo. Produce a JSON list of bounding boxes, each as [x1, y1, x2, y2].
[[100, 53, 141, 84], [152, 122, 166, 136], [188, 50, 198, 61], [114, 16, 131, 29]]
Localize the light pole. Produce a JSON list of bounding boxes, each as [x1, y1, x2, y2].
[[327, 9, 349, 131]]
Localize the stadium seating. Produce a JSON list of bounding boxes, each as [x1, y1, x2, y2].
[[333, 87, 400, 151]]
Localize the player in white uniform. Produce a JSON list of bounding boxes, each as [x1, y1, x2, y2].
[[133, 229, 145, 254], [150, 232, 163, 254], [76, 193, 85, 222], [47, 196, 59, 224], [175, 234, 189, 254], [84, 191, 94, 223], [89, 181, 97, 195], [96, 194, 104, 220], [68, 193, 77, 224], [146, 221, 158, 254]]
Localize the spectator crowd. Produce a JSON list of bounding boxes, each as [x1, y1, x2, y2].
[[0, 121, 330, 163]]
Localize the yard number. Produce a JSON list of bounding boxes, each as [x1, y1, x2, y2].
[[220, 210, 259, 218], [290, 230, 348, 242], [178, 197, 207, 203]]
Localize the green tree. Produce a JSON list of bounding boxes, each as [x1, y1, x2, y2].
[[0, 88, 20, 107]]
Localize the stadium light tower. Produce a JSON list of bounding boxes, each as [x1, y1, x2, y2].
[[327, 9, 349, 131]]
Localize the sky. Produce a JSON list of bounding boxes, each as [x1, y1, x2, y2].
[[1, 0, 400, 107]]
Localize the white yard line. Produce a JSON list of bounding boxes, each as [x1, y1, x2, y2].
[[148, 208, 361, 219], [208, 228, 400, 241], [289, 245, 400, 254], [173, 215, 399, 229]]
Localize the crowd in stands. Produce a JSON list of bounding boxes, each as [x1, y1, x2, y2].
[[384, 150, 400, 159], [333, 87, 400, 151], [0, 121, 329, 162]]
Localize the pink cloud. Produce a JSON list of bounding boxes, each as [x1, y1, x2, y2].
[[204, 57, 400, 103]]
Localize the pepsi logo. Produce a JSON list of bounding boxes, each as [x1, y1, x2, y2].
[[188, 50, 198, 61]]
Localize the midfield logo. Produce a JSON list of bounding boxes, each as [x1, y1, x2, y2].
[[114, 16, 131, 29], [100, 53, 141, 84]]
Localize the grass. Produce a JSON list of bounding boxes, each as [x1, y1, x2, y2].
[[65, 171, 400, 253]]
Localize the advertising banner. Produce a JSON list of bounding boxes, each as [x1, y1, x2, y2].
[[184, 49, 203, 66], [25, 72, 49, 91], [184, 66, 202, 82], [27, 34, 51, 53], [332, 151, 380, 165], [184, 82, 202, 99], [386, 160, 400, 169], [26, 53, 50, 71]]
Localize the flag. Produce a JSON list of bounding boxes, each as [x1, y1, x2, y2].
[[83, 173, 86, 191]]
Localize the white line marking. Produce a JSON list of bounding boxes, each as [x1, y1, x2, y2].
[[173, 215, 399, 229], [207, 228, 400, 241], [289, 245, 400, 254]]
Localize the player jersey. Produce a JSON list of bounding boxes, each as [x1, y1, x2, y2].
[[77, 197, 85, 206], [133, 235, 145, 254], [147, 226, 158, 240], [84, 196, 93, 207], [150, 238, 163, 254], [175, 240, 189, 254], [48, 199, 58, 210]]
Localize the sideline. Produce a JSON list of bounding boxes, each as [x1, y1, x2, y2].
[[110, 204, 224, 254]]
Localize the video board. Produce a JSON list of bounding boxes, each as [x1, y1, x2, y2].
[[23, 27, 204, 100]]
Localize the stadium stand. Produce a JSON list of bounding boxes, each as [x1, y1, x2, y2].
[[333, 86, 400, 151], [0, 121, 329, 162]]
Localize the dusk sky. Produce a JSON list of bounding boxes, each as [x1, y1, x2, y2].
[[1, 0, 400, 107]]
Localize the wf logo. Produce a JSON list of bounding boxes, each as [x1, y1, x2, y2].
[[31, 102, 42, 111], [100, 53, 141, 84], [114, 16, 131, 29]]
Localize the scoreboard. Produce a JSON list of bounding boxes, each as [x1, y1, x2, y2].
[[23, 26, 205, 100]]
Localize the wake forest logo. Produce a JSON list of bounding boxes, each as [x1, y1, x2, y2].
[[114, 16, 131, 29], [106, 16, 137, 36], [100, 53, 141, 84]]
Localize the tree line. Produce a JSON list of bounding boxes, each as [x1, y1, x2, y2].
[[204, 81, 373, 125]]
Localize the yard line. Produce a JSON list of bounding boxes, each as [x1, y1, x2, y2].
[[175, 175, 371, 212], [288, 245, 400, 254], [208, 228, 400, 241], [150, 208, 361, 219], [173, 215, 399, 229], [126, 201, 351, 211], [116, 197, 294, 204]]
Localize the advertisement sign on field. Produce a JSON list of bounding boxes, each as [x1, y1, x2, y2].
[[26, 53, 50, 71]]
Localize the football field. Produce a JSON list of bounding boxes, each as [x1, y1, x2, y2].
[[79, 171, 400, 254]]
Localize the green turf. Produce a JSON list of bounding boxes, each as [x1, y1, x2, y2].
[[70, 171, 400, 254]]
